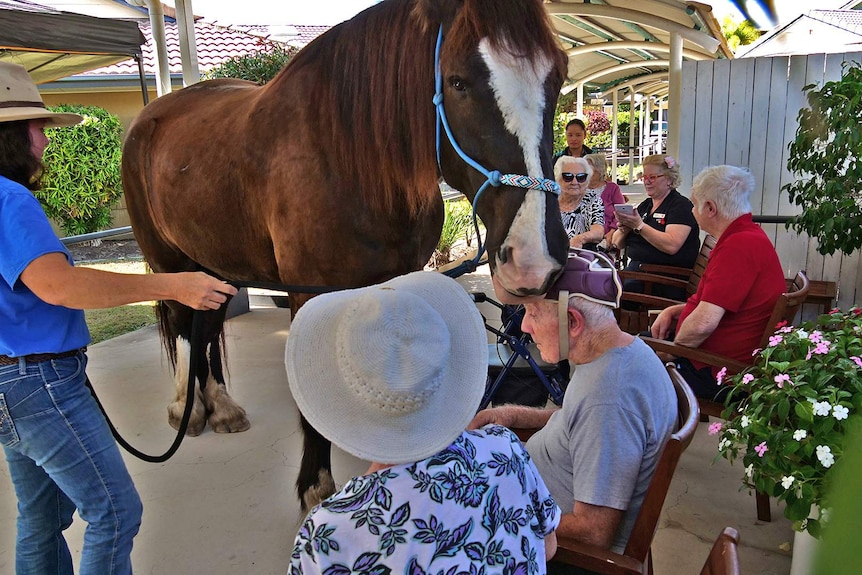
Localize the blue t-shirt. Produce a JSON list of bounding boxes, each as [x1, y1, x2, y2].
[[0, 175, 89, 356]]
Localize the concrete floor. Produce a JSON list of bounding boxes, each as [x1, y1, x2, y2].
[[0, 269, 795, 574]]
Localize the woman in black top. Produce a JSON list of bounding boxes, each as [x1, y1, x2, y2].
[[612, 154, 700, 301]]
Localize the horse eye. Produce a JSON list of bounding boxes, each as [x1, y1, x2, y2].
[[448, 76, 466, 92]]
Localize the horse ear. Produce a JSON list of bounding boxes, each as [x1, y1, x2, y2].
[[412, 0, 463, 30]]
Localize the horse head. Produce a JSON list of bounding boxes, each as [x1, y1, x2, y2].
[[418, 0, 569, 302]]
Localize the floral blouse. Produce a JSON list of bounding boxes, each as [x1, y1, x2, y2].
[[560, 189, 604, 239], [289, 425, 560, 575]]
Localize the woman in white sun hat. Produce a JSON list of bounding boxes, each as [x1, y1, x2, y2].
[[0, 62, 237, 574], [285, 270, 560, 574]]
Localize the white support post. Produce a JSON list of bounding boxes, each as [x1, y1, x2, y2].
[[628, 88, 636, 184], [667, 31, 683, 160], [576, 83, 584, 119], [611, 90, 618, 182], [175, 0, 200, 87]]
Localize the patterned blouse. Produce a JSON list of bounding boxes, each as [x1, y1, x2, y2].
[[560, 189, 604, 239], [289, 425, 560, 575]]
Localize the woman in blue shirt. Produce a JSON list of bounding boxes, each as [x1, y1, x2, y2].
[[0, 62, 236, 574]]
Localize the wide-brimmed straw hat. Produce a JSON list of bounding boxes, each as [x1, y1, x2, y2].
[[544, 249, 623, 359], [0, 62, 82, 126], [285, 271, 488, 464]]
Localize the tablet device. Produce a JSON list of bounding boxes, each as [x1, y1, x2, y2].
[[614, 204, 635, 216]]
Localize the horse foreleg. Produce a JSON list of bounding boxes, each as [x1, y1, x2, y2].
[[168, 337, 208, 436], [297, 416, 335, 511], [203, 338, 249, 433]]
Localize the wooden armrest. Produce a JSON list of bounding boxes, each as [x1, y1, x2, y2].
[[637, 263, 692, 278], [618, 270, 688, 291], [639, 336, 748, 374], [620, 292, 684, 310], [554, 535, 645, 574]]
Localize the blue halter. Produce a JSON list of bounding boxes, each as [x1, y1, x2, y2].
[[433, 26, 560, 276]]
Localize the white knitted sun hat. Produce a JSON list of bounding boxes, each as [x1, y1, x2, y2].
[[285, 271, 488, 464], [0, 62, 82, 126]]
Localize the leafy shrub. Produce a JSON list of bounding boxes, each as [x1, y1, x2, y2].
[[39, 105, 124, 235], [435, 199, 475, 263], [716, 308, 862, 536], [204, 45, 298, 84], [585, 109, 610, 134], [783, 62, 862, 256]]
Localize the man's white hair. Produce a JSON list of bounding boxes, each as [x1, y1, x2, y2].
[[691, 165, 754, 219], [568, 296, 615, 325]]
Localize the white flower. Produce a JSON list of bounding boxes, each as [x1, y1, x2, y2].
[[816, 445, 835, 468], [820, 508, 831, 524], [797, 329, 809, 339], [813, 401, 832, 416], [740, 415, 750, 428], [793, 429, 808, 441], [833, 405, 850, 420], [718, 438, 731, 451], [781, 475, 795, 489], [744, 463, 754, 479]]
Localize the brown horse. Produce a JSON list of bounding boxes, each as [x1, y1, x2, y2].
[[122, 0, 568, 509]]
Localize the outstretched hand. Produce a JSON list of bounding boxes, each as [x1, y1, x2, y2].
[[468, 407, 516, 430]]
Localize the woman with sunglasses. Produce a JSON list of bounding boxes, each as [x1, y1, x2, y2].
[[611, 154, 700, 301], [554, 156, 604, 250]]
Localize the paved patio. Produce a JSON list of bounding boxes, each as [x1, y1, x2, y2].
[[0, 269, 795, 574]]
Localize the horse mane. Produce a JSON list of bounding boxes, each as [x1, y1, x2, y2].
[[276, 0, 438, 217], [273, 0, 566, 217]]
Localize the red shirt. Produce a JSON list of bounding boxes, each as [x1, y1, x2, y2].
[[677, 214, 786, 374]]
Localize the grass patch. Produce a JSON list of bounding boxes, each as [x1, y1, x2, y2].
[[85, 305, 157, 344], [79, 259, 158, 344]]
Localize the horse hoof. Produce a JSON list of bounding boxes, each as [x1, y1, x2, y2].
[[208, 412, 251, 433], [303, 469, 337, 510], [167, 399, 207, 436]]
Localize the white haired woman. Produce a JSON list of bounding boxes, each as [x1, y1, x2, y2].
[[555, 155, 604, 251], [585, 153, 626, 248]]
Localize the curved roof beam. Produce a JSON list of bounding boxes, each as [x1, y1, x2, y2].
[[579, 59, 670, 85], [566, 41, 712, 61], [545, 4, 721, 53]]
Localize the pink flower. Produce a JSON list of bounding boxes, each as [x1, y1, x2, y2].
[[813, 342, 831, 355], [774, 373, 792, 388], [716, 367, 728, 385], [751, 348, 762, 357], [768, 335, 783, 347], [851, 356, 862, 369], [755, 442, 768, 457], [742, 374, 755, 384], [809, 331, 823, 344], [664, 156, 676, 168], [775, 320, 788, 330], [708, 422, 723, 435]]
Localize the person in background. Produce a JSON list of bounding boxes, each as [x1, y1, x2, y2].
[[287, 271, 559, 575], [555, 156, 604, 251], [612, 154, 700, 301], [0, 61, 237, 574], [585, 153, 626, 248], [553, 118, 592, 163], [470, 250, 676, 573], [650, 165, 786, 400]]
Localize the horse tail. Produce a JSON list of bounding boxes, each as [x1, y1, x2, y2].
[[155, 300, 178, 370]]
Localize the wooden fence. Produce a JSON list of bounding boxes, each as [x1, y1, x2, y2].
[[677, 51, 862, 310]]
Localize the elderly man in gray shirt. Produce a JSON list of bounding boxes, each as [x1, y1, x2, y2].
[[471, 250, 676, 563]]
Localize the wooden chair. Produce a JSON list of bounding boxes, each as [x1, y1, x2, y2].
[[699, 527, 741, 575], [641, 270, 810, 522], [543, 364, 700, 575], [616, 235, 717, 334]]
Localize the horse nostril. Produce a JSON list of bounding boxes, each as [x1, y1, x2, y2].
[[498, 246, 512, 265]]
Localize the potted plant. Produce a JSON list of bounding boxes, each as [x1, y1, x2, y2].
[[714, 307, 862, 539]]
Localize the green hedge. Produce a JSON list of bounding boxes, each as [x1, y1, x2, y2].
[[38, 104, 124, 236]]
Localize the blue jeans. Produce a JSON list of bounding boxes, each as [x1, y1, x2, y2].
[[0, 353, 142, 574]]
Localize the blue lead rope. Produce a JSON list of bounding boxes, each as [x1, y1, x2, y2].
[[433, 27, 560, 278]]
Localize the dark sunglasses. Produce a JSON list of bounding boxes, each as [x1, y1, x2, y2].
[[562, 172, 588, 183]]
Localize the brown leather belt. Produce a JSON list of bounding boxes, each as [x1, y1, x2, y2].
[[0, 347, 86, 365]]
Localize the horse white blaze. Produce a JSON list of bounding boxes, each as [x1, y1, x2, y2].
[[480, 40, 559, 295]]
